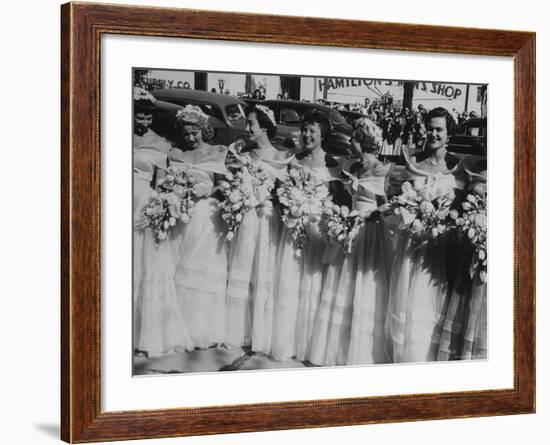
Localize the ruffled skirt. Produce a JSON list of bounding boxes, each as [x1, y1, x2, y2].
[[271, 224, 326, 361], [437, 238, 487, 360], [134, 229, 193, 356], [309, 218, 392, 366], [225, 205, 282, 352], [133, 177, 193, 356], [225, 210, 258, 348], [250, 207, 281, 354], [385, 233, 449, 363], [173, 198, 228, 348]]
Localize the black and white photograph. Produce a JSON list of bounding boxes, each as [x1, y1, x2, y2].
[[132, 68, 488, 375]]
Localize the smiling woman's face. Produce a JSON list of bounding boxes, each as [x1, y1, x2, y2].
[[181, 124, 204, 150], [245, 112, 264, 143], [425, 116, 448, 151], [134, 112, 153, 136], [301, 122, 323, 151]]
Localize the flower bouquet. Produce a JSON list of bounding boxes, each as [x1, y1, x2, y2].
[[218, 169, 255, 243], [247, 158, 275, 217], [277, 168, 329, 256], [157, 167, 197, 224], [139, 169, 196, 246], [219, 155, 275, 243], [319, 203, 364, 254], [455, 192, 487, 282], [390, 176, 456, 240]]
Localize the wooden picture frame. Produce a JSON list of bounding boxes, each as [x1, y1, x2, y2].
[[61, 1, 536, 442]]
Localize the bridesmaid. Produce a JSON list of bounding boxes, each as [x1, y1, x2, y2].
[[309, 117, 393, 366], [271, 110, 350, 362], [132, 88, 192, 357], [437, 154, 487, 360], [169, 105, 229, 349], [385, 107, 466, 363], [225, 105, 293, 353]]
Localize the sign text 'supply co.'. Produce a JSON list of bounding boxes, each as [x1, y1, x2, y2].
[[144, 78, 192, 90], [317, 79, 464, 99]]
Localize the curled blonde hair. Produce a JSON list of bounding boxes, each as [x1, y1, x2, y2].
[[352, 117, 383, 153], [175, 104, 209, 128], [174, 104, 215, 143], [133, 86, 156, 102]]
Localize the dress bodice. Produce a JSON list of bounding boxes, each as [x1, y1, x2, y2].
[[349, 163, 392, 212], [294, 152, 340, 189], [413, 172, 461, 194], [133, 148, 168, 181], [169, 144, 228, 186], [249, 150, 293, 182], [133, 129, 171, 153], [403, 148, 466, 194]]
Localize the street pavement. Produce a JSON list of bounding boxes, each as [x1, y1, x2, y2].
[[134, 346, 310, 376]]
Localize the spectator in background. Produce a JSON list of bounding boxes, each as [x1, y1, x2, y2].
[[458, 111, 468, 126], [417, 104, 427, 122], [412, 112, 426, 148]]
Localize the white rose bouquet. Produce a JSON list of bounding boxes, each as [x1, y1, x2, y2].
[[319, 203, 364, 254], [244, 156, 275, 216], [390, 176, 456, 240], [218, 155, 275, 243], [455, 192, 487, 282], [157, 167, 197, 224], [277, 168, 329, 256], [139, 168, 196, 246]]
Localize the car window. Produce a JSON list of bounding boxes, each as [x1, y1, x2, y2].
[[467, 125, 480, 137], [280, 108, 301, 124], [457, 122, 468, 136], [199, 104, 224, 122], [225, 104, 246, 122]]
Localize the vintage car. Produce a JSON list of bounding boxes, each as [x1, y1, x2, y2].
[[338, 109, 369, 126], [150, 89, 249, 146], [448, 117, 487, 157]]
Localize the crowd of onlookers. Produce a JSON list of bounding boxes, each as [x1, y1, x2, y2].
[[324, 101, 480, 155]]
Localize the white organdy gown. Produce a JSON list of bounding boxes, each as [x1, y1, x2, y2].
[[224, 150, 293, 353], [271, 156, 336, 361], [133, 139, 193, 357], [437, 158, 487, 361], [309, 163, 393, 366], [385, 162, 463, 363], [169, 145, 229, 349]]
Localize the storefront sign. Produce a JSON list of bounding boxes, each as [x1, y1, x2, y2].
[[318, 78, 464, 99]]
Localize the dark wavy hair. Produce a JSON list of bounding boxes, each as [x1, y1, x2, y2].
[[301, 109, 331, 140], [250, 106, 277, 139], [425, 107, 457, 136], [134, 99, 156, 116]]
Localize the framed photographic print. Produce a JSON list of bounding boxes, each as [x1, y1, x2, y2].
[[61, 1, 535, 442]]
